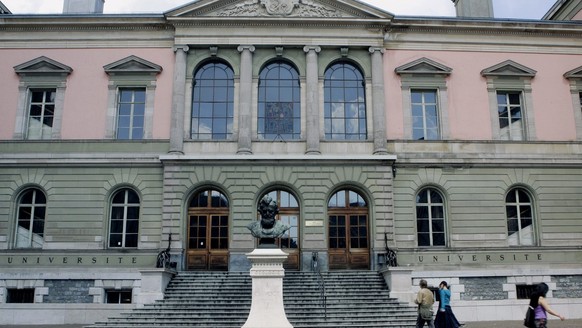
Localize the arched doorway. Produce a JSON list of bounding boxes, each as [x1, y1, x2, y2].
[[260, 190, 300, 270], [328, 189, 369, 270], [187, 189, 229, 271]]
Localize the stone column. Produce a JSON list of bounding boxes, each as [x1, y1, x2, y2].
[[303, 46, 321, 155], [237, 45, 255, 154], [369, 47, 388, 155], [169, 45, 189, 154]]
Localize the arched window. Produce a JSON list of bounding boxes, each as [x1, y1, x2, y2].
[[191, 61, 234, 140], [324, 62, 367, 140], [109, 189, 140, 248], [258, 61, 301, 140], [15, 188, 46, 248], [416, 188, 446, 247], [328, 189, 369, 270], [506, 188, 534, 246], [261, 190, 299, 249]]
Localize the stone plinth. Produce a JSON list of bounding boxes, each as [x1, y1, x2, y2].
[[380, 267, 415, 305], [137, 268, 176, 306], [242, 248, 293, 328]]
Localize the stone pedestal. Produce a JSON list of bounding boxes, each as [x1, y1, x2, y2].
[[242, 248, 293, 328], [380, 267, 415, 305], [137, 268, 176, 306]]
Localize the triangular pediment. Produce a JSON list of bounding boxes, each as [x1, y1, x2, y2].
[[0, 1, 11, 14], [481, 60, 537, 78], [104, 56, 162, 75], [564, 65, 582, 79], [14, 56, 73, 75], [166, 0, 393, 19], [395, 57, 452, 75]]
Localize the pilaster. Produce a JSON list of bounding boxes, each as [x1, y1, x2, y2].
[[237, 45, 256, 154]]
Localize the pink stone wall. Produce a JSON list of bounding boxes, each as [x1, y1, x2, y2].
[[385, 50, 579, 141], [0, 48, 174, 140], [573, 10, 582, 20]]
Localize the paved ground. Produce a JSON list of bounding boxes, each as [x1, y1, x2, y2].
[[1, 321, 582, 328]]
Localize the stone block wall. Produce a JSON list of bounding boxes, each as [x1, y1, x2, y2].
[[459, 277, 506, 300], [553, 275, 582, 298], [44, 280, 94, 303]]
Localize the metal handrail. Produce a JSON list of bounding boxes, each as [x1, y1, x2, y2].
[[311, 252, 327, 320]]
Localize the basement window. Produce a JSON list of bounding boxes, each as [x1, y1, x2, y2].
[[105, 290, 132, 304], [517, 285, 537, 300], [7, 288, 35, 303]]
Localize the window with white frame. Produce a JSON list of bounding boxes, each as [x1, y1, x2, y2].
[[104, 56, 162, 140], [116, 88, 146, 140], [506, 188, 535, 246], [395, 57, 451, 141], [411, 90, 440, 140], [562, 67, 582, 140], [109, 189, 140, 248], [482, 60, 537, 141], [26, 89, 56, 140], [497, 91, 524, 141], [15, 188, 46, 249], [13, 56, 72, 140], [416, 188, 446, 247]]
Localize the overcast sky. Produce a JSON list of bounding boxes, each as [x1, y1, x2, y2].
[[1, 0, 557, 19]]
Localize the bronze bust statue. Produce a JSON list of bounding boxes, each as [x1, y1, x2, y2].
[[247, 195, 290, 240]]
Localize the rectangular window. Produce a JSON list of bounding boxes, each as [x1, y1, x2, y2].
[[7, 289, 35, 303], [411, 90, 440, 140], [105, 290, 132, 304], [27, 89, 56, 140], [517, 285, 537, 300], [116, 88, 146, 140], [497, 91, 524, 140]]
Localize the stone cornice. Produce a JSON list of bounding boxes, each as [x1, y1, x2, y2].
[[0, 15, 171, 32], [388, 17, 582, 38]]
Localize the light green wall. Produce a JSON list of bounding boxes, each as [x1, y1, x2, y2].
[[393, 166, 582, 250]]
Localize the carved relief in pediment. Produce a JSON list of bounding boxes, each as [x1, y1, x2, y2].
[[212, 0, 347, 17]]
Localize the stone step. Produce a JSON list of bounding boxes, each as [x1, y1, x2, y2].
[[86, 270, 417, 328]]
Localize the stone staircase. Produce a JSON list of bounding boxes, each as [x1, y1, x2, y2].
[[87, 271, 417, 328]]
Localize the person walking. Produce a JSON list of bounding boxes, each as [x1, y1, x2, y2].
[[434, 281, 461, 328], [415, 279, 435, 328], [529, 282, 565, 327]]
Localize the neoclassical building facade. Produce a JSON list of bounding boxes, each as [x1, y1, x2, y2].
[[0, 0, 581, 324]]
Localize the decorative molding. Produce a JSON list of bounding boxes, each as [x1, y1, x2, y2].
[[237, 45, 256, 53], [564, 65, 582, 79], [213, 0, 345, 17], [303, 45, 321, 53], [103, 55, 162, 75], [395, 57, 452, 76], [368, 47, 385, 54], [210, 46, 219, 56], [173, 45, 190, 53], [14, 56, 73, 76], [275, 46, 284, 56], [481, 60, 537, 77], [340, 47, 349, 57]]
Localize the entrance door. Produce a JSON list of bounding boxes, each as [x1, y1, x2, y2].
[[187, 189, 229, 271], [328, 189, 369, 270]]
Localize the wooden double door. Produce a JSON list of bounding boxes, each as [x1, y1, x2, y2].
[[187, 190, 229, 271], [328, 190, 370, 270]]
